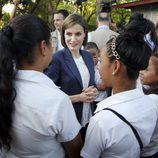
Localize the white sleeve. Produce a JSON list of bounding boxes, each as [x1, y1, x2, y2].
[[81, 116, 107, 158], [49, 94, 81, 142]]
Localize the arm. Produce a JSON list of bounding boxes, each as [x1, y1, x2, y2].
[[81, 118, 105, 158], [10, 0, 21, 19], [62, 133, 83, 158]]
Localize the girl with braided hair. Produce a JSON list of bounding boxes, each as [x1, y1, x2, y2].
[[81, 30, 158, 158]]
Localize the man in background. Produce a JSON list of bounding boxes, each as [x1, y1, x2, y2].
[[52, 9, 69, 54], [88, 12, 118, 51]]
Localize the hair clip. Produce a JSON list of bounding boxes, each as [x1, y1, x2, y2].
[[2, 25, 13, 39], [111, 38, 120, 60]]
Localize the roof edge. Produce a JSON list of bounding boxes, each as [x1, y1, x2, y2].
[[112, 0, 158, 9]]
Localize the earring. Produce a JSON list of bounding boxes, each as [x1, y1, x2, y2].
[[112, 72, 115, 75]]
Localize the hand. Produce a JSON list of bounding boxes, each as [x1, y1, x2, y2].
[[79, 86, 98, 103]]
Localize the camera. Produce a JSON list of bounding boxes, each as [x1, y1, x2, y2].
[[20, 0, 28, 5]]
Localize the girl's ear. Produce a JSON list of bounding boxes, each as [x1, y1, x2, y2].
[[112, 60, 121, 75], [39, 40, 47, 56]]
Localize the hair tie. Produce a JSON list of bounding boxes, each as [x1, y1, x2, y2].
[[2, 26, 13, 39], [111, 38, 120, 60]]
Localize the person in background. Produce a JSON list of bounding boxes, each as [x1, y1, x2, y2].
[[88, 12, 119, 51], [81, 31, 158, 158], [124, 12, 158, 91], [155, 14, 158, 37], [125, 12, 158, 52], [45, 14, 98, 142], [140, 53, 158, 95], [52, 9, 69, 54], [0, 14, 82, 158], [84, 42, 108, 109], [140, 53, 158, 158]]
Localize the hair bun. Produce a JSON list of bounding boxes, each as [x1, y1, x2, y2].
[[130, 12, 145, 21], [2, 26, 13, 39]]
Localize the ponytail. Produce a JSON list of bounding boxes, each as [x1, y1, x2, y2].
[[0, 26, 16, 150]]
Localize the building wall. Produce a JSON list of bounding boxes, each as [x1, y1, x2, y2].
[[131, 4, 158, 24]]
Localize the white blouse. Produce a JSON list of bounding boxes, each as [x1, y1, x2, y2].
[[74, 56, 92, 127]]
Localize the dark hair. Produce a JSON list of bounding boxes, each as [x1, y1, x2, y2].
[[106, 32, 152, 80], [9, 14, 51, 67], [125, 12, 158, 52], [84, 42, 100, 51], [100, 2, 111, 13], [97, 12, 110, 22], [55, 9, 69, 19], [0, 14, 51, 150], [61, 14, 88, 47]]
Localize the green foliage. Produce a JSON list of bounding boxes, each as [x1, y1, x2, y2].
[[111, 8, 131, 30], [56, 0, 97, 30], [0, 13, 10, 28], [0, 0, 134, 30], [111, 0, 132, 32]]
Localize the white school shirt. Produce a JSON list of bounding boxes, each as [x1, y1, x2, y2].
[[4, 70, 81, 158], [81, 89, 158, 158], [140, 94, 158, 157]]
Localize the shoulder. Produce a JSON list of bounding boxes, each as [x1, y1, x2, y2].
[[81, 49, 92, 57], [108, 29, 119, 35], [52, 48, 66, 59], [39, 84, 70, 110], [81, 50, 93, 63], [148, 94, 158, 105], [90, 30, 97, 35]]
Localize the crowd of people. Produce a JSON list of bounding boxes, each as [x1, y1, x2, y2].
[[0, 1, 158, 157]]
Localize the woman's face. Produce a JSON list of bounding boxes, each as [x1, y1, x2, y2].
[[64, 24, 85, 53], [140, 56, 158, 86], [98, 47, 113, 87]]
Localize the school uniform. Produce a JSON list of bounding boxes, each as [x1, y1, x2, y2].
[[81, 89, 158, 158], [4, 70, 81, 158]]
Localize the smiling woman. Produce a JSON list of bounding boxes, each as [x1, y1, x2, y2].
[[45, 14, 97, 142]]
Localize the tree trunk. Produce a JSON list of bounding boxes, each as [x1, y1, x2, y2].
[[28, 0, 41, 14], [48, 0, 54, 31]]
